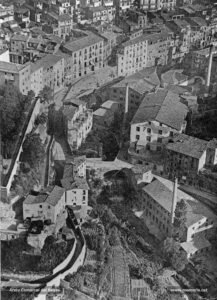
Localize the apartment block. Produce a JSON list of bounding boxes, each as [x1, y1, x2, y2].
[[62, 31, 104, 79], [14, 7, 30, 28], [160, 0, 176, 11], [30, 62, 43, 96], [114, 0, 135, 11], [31, 54, 65, 94], [117, 32, 148, 77], [80, 0, 102, 8], [0, 61, 31, 95], [84, 6, 116, 23], [63, 99, 93, 150], [130, 89, 188, 151], [117, 9, 147, 33], [46, 12, 74, 39], [140, 0, 161, 11]]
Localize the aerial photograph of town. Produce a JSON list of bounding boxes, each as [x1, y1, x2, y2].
[[1, 0, 217, 299]]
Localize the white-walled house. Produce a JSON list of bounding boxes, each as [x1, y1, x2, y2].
[[61, 156, 89, 208], [130, 89, 188, 152], [23, 186, 66, 223]]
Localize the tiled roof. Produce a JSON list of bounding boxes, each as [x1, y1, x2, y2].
[[181, 236, 211, 255], [11, 34, 28, 41], [187, 17, 207, 27], [112, 67, 160, 92], [32, 54, 63, 71], [0, 61, 28, 73], [24, 186, 64, 206], [61, 176, 89, 190], [58, 14, 72, 22], [161, 69, 188, 85], [142, 179, 177, 213], [93, 107, 112, 117], [131, 89, 188, 131], [62, 105, 77, 120], [121, 30, 170, 48], [101, 100, 119, 110], [63, 31, 103, 53], [166, 133, 208, 159]]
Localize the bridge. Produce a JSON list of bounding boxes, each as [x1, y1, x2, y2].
[[86, 158, 133, 177]]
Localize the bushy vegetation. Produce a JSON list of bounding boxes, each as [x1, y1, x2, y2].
[[0, 85, 33, 158]]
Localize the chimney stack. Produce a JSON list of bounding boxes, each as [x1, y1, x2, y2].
[[206, 44, 214, 89], [124, 83, 129, 114], [171, 178, 178, 226]]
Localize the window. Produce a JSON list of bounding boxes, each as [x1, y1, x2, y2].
[[146, 144, 150, 150], [146, 136, 151, 142], [136, 135, 140, 140], [157, 137, 162, 143], [157, 146, 161, 152], [170, 131, 173, 137], [136, 126, 140, 132], [39, 205, 42, 208], [147, 128, 151, 133], [148, 121, 151, 125], [158, 130, 162, 135]]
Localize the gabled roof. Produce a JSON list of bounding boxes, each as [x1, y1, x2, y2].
[[142, 179, 177, 213], [0, 61, 28, 73], [166, 133, 208, 159], [24, 186, 65, 206], [131, 89, 188, 131], [63, 31, 103, 53]]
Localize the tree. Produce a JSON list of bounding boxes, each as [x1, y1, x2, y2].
[[0, 84, 31, 158], [38, 85, 53, 103], [34, 113, 47, 126], [22, 132, 45, 168], [173, 199, 187, 242], [162, 237, 188, 272]]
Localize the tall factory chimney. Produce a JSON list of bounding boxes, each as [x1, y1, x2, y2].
[[206, 44, 214, 89], [124, 83, 129, 114], [170, 178, 178, 236], [120, 83, 129, 148]]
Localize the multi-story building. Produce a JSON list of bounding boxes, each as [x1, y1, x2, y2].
[[140, 177, 217, 258], [0, 4, 14, 26], [117, 9, 147, 34], [54, 0, 73, 15], [114, 0, 134, 11], [46, 12, 74, 39], [10, 34, 62, 64], [160, 0, 176, 11], [61, 156, 89, 208], [93, 100, 120, 128], [63, 99, 93, 150], [164, 134, 217, 183], [61, 31, 104, 79], [130, 89, 188, 152], [23, 186, 66, 223], [0, 61, 31, 95], [140, 0, 161, 11], [25, 0, 43, 23], [102, 0, 114, 6], [80, 0, 102, 8], [32, 54, 65, 94], [117, 31, 148, 77], [30, 62, 44, 96], [14, 7, 30, 28], [84, 6, 116, 23]]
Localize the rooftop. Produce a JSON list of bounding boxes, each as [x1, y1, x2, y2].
[[93, 107, 112, 117], [24, 186, 65, 206], [121, 30, 170, 48], [166, 133, 208, 159], [61, 176, 89, 190], [131, 89, 188, 131], [63, 31, 103, 53], [0, 61, 28, 73], [143, 176, 217, 227], [101, 100, 119, 110], [31, 54, 63, 72], [161, 69, 188, 85], [180, 236, 211, 255]]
